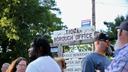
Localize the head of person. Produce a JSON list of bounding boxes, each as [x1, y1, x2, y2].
[[115, 21, 128, 49], [6, 57, 27, 72], [30, 36, 52, 61], [94, 32, 110, 54], [1, 63, 10, 72], [28, 47, 33, 58]]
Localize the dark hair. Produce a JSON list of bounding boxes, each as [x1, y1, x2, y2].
[[94, 32, 109, 41], [30, 36, 52, 61], [6, 57, 27, 72]]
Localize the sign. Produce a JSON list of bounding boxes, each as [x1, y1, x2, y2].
[[81, 19, 91, 28], [64, 66, 81, 72], [65, 59, 82, 66], [52, 28, 95, 45], [51, 47, 58, 52], [63, 51, 92, 59], [63, 51, 92, 72]]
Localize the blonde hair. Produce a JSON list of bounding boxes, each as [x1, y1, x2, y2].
[[6, 57, 27, 72]]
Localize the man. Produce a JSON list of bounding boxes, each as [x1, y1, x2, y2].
[[105, 21, 128, 72], [1, 63, 10, 72], [82, 32, 111, 72], [26, 36, 61, 72]]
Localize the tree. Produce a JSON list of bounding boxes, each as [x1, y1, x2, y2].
[[104, 15, 128, 44], [0, 0, 66, 67]]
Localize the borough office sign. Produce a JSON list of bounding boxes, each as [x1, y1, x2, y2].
[[52, 28, 95, 45]]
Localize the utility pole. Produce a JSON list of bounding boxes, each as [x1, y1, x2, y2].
[[92, 0, 96, 29], [92, 0, 95, 51]]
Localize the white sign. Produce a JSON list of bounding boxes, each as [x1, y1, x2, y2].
[[52, 28, 95, 45], [63, 51, 92, 72], [64, 66, 81, 72], [63, 51, 92, 59], [65, 59, 82, 66]]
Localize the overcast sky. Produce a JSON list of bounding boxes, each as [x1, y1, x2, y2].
[[55, 0, 128, 30]]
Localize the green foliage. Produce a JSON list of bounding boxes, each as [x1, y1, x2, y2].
[[63, 44, 93, 52], [104, 15, 128, 44], [0, 0, 66, 68]]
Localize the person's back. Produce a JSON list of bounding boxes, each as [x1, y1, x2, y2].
[[26, 56, 61, 72]]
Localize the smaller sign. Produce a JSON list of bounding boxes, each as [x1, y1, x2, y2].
[[64, 66, 81, 72], [51, 47, 58, 52], [81, 19, 91, 28], [65, 59, 82, 66]]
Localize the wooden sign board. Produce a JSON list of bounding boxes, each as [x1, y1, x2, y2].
[[52, 28, 95, 45]]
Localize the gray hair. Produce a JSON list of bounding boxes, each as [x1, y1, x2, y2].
[[2, 63, 10, 67]]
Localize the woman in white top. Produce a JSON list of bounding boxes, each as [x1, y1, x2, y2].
[[26, 36, 61, 72]]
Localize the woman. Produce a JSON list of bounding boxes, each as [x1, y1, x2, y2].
[[6, 57, 27, 72]]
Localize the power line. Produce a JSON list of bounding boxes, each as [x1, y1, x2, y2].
[[96, 2, 128, 7]]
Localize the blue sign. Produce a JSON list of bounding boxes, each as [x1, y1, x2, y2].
[[81, 19, 91, 28]]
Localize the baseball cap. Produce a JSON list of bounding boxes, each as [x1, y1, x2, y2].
[[94, 32, 109, 41], [116, 21, 128, 31]]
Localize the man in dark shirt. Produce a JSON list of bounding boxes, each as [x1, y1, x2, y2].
[[82, 32, 111, 72]]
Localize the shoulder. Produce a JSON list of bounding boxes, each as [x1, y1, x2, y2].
[[26, 57, 47, 71], [82, 53, 96, 62], [118, 46, 128, 59], [106, 56, 128, 72], [84, 53, 96, 59], [26, 61, 39, 72]]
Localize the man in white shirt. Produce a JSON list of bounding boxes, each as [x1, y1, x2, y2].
[[26, 36, 61, 72]]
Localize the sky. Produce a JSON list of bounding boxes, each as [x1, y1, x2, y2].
[[55, 0, 128, 31]]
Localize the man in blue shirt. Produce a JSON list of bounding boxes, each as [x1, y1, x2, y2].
[[82, 32, 111, 72], [105, 21, 128, 72]]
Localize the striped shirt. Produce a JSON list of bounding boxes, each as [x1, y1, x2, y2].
[[105, 43, 128, 72]]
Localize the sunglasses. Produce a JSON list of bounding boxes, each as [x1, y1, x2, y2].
[[117, 29, 123, 36]]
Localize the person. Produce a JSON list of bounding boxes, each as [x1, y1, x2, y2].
[[105, 21, 128, 72], [28, 47, 33, 63], [82, 32, 111, 72], [54, 57, 66, 72], [26, 36, 61, 72], [28, 47, 33, 58], [6, 57, 27, 72], [1, 63, 10, 72]]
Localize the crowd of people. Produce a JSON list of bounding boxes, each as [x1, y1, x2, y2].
[[1, 35, 66, 72], [1, 20, 128, 72], [82, 20, 128, 72]]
